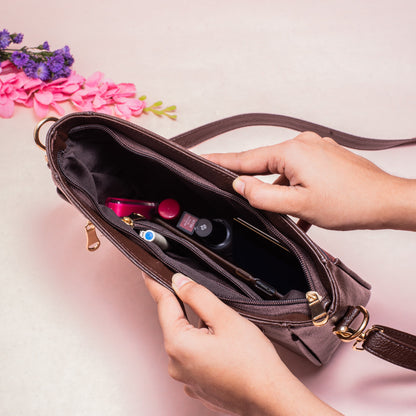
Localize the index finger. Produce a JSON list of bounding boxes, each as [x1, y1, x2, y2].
[[203, 144, 281, 175]]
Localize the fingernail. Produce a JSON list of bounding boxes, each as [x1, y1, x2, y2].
[[172, 273, 192, 291], [233, 177, 245, 195]]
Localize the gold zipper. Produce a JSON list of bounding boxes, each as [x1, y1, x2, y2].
[[85, 221, 100, 251], [306, 291, 329, 326]]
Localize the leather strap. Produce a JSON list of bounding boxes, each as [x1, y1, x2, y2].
[[336, 307, 416, 371], [171, 113, 416, 150], [172, 113, 416, 233], [363, 326, 416, 371]]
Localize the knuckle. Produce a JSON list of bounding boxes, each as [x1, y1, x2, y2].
[[164, 338, 179, 358], [167, 360, 182, 381], [281, 187, 306, 217], [178, 280, 198, 299], [244, 185, 264, 208], [322, 136, 337, 144], [301, 131, 322, 141], [280, 138, 300, 156], [235, 150, 251, 170]]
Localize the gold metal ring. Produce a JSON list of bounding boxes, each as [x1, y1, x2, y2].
[[333, 305, 369, 342], [34, 117, 58, 150], [353, 325, 384, 351]]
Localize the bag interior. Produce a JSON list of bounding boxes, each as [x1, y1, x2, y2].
[[58, 125, 312, 302]]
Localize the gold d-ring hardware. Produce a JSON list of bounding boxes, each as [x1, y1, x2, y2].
[[352, 325, 384, 351], [333, 305, 369, 342], [34, 117, 58, 150]]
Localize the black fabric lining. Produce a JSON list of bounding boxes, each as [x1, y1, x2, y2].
[[58, 125, 310, 302]]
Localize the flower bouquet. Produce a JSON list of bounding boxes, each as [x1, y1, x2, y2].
[[0, 29, 176, 120]]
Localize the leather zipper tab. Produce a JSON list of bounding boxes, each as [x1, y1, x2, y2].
[[85, 221, 100, 251], [306, 291, 329, 326]]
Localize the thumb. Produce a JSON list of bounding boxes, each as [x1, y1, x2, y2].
[[233, 175, 304, 215], [172, 273, 238, 333]]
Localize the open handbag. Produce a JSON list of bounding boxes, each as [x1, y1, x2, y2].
[[34, 112, 416, 370]]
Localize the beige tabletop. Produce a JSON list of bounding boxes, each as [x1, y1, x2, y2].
[[2, 1, 416, 415]]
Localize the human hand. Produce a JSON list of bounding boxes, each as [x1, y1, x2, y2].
[[204, 132, 416, 231], [143, 272, 341, 416]]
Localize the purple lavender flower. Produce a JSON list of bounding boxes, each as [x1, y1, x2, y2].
[[0, 29, 74, 82], [0, 29, 11, 49], [35, 62, 50, 81], [47, 53, 65, 73], [60, 66, 72, 77], [23, 59, 37, 78], [11, 51, 30, 68], [12, 33, 23, 44], [56, 45, 74, 66]]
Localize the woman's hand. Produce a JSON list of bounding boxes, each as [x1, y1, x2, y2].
[[205, 132, 416, 231], [143, 272, 341, 416]]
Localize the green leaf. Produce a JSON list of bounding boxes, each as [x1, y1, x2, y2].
[[163, 105, 176, 112]]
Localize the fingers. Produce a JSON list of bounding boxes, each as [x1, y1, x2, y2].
[[143, 271, 172, 302], [171, 274, 238, 334], [143, 272, 237, 337], [203, 145, 280, 175], [143, 273, 189, 340], [232, 176, 305, 215]]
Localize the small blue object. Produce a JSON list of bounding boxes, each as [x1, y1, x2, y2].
[[144, 230, 155, 241]]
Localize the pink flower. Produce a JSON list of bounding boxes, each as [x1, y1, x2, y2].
[[69, 72, 145, 118], [0, 61, 154, 120], [0, 71, 28, 118], [17, 71, 85, 117]]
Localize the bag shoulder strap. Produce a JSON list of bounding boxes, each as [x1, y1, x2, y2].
[[364, 325, 416, 371], [171, 113, 416, 150], [336, 307, 416, 371]]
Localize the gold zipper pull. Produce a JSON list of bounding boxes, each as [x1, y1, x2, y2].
[[85, 221, 100, 251], [306, 291, 329, 326], [122, 216, 134, 227]]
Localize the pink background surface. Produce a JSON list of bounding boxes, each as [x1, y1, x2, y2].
[[2, 1, 416, 415]]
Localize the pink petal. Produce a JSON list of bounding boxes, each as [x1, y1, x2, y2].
[[115, 103, 132, 118], [78, 86, 98, 97], [113, 96, 127, 104], [67, 72, 85, 84], [50, 92, 65, 101], [1, 60, 14, 69], [0, 98, 14, 118], [35, 90, 54, 105], [96, 105, 113, 115], [21, 96, 33, 107], [70, 92, 84, 105], [23, 78, 43, 90], [117, 83, 136, 96], [72, 98, 93, 111], [128, 98, 145, 112], [14, 91, 28, 104], [85, 72, 103, 87], [93, 94, 107, 108], [50, 102, 66, 116], [61, 84, 80, 94], [47, 78, 66, 87], [33, 99, 49, 118], [0, 73, 18, 84]]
